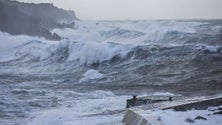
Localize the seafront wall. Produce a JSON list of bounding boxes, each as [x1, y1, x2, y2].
[[123, 109, 162, 125], [123, 96, 222, 125], [163, 96, 222, 111]]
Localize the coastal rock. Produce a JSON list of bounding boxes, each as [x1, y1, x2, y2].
[[185, 118, 195, 123], [194, 116, 207, 121], [213, 111, 222, 115], [0, 0, 77, 40]]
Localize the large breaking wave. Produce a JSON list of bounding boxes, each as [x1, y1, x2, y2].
[[1, 21, 222, 83]]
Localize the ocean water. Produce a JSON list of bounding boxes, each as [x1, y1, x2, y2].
[[0, 20, 222, 125]]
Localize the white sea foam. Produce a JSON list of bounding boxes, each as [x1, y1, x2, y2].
[[153, 107, 222, 125], [152, 92, 179, 96], [79, 69, 104, 83], [0, 31, 134, 64], [111, 21, 202, 33], [27, 91, 129, 125], [0, 38, 134, 65], [52, 20, 206, 45], [195, 44, 222, 53], [0, 31, 58, 61], [205, 45, 220, 52], [51, 21, 109, 42], [67, 41, 133, 64]]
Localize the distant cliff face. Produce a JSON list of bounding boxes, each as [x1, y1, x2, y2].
[[0, 0, 77, 40]]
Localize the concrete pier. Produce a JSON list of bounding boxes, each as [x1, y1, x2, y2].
[[122, 95, 222, 125]]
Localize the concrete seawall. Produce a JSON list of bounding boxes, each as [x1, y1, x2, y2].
[[123, 109, 162, 125], [122, 96, 222, 125], [164, 96, 222, 111]]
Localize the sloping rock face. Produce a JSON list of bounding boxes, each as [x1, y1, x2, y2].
[[0, 0, 77, 40]]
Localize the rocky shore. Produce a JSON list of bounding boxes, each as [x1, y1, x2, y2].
[[0, 0, 77, 40]]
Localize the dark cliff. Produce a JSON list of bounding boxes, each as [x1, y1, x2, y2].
[[0, 0, 77, 40]]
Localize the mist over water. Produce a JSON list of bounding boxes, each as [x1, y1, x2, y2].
[[1, 20, 222, 125]]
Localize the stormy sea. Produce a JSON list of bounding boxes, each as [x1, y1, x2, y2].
[[0, 20, 222, 125]]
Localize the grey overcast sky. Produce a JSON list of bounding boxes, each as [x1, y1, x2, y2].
[[17, 0, 222, 20]]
